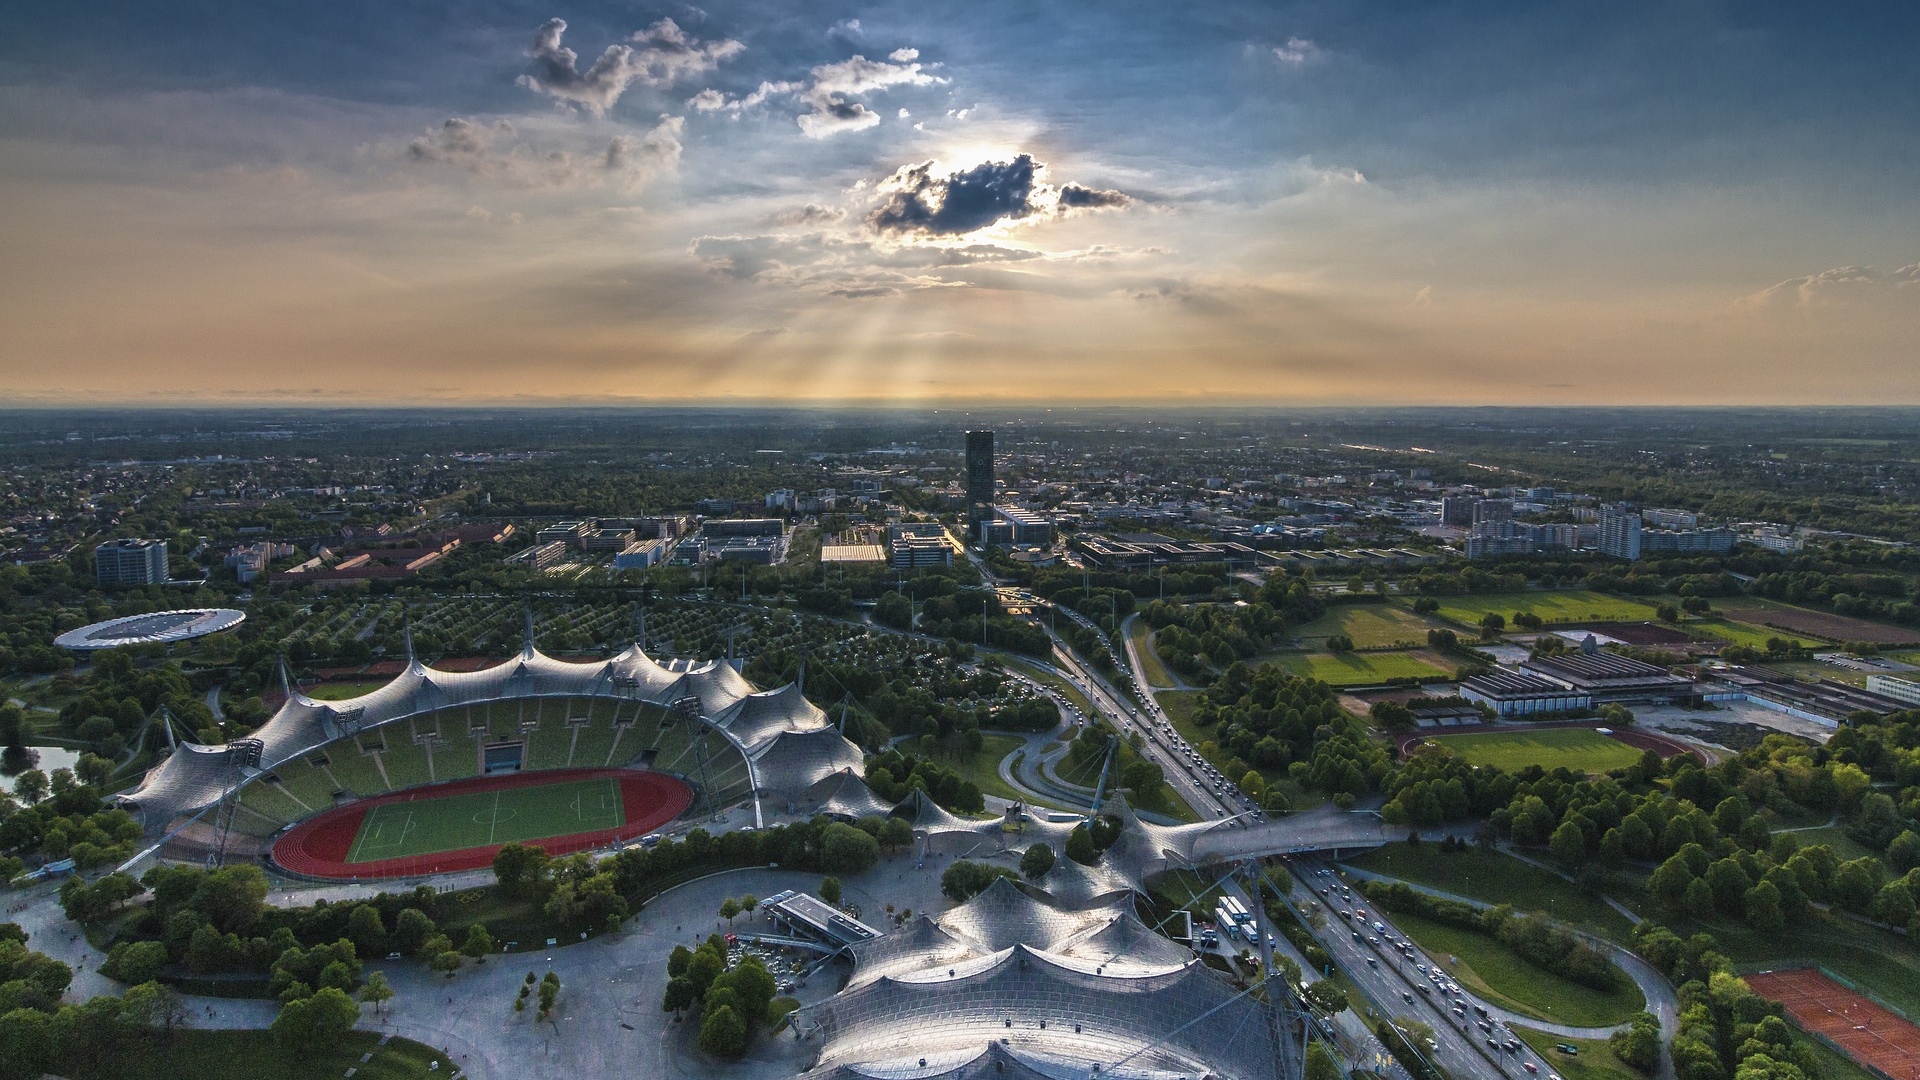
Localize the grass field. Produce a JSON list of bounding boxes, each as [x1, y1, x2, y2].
[[347, 776, 622, 863], [1428, 728, 1644, 775], [1688, 617, 1816, 650], [1430, 590, 1663, 628], [931, 733, 1046, 810], [1390, 910, 1645, 1028], [1291, 604, 1446, 649], [61, 1030, 453, 1080], [1512, 1027, 1640, 1080], [1262, 649, 1451, 687], [303, 679, 389, 700], [1128, 619, 1176, 688], [1345, 845, 1636, 941]]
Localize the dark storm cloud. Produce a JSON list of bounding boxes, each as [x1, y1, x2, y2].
[[868, 155, 1132, 237], [1058, 183, 1132, 210]]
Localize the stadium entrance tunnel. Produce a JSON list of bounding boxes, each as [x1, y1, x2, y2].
[[270, 767, 691, 879]]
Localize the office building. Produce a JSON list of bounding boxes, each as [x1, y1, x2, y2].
[[536, 520, 593, 549], [1641, 527, 1738, 554], [1598, 503, 1642, 560], [1866, 675, 1920, 709], [1472, 499, 1513, 526], [993, 505, 1054, 546], [889, 533, 953, 568], [965, 429, 995, 541], [1440, 496, 1475, 526], [95, 538, 169, 586]]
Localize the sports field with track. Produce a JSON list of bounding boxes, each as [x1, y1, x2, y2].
[[346, 776, 623, 863], [271, 767, 691, 879]]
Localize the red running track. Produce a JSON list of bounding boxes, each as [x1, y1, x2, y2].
[[270, 768, 692, 880]]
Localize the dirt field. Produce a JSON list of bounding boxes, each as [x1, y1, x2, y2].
[[1574, 620, 1699, 646], [1723, 606, 1920, 647], [1747, 967, 1920, 1080]]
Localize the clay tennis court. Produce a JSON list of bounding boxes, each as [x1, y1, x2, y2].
[[1746, 968, 1920, 1079]]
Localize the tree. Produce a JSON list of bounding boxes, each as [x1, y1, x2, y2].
[[819, 822, 880, 874], [1020, 843, 1056, 880], [359, 971, 394, 1015], [719, 898, 742, 924], [193, 865, 269, 935], [12, 769, 46, 805], [940, 860, 1018, 902], [1325, 634, 1354, 653], [0, 1006, 52, 1080], [392, 908, 436, 957], [1303, 1042, 1341, 1080], [873, 591, 913, 630], [345, 905, 387, 957], [1065, 824, 1098, 866], [100, 940, 167, 985], [662, 976, 697, 1014], [1479, 613, 1506, 637], [697, 1003, 748, 1058], [429, 949, 463, 976], [272, 987, 359, 1051], [492, 842, 551, 899], [1745, 881, 1786, 936], [819, 877, 842, 906], [1609, 1012, 1662, 1072], [462, 923, 495, 961], [1303, 980, 1349, 1015], [537, 972, 560, 1018]]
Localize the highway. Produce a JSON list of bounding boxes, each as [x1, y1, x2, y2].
[[1278, 858, 1572, 1080]]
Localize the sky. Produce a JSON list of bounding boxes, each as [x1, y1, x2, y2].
[[1, 1, 1917, 406]]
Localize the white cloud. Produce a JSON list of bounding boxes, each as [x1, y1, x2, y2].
[[1737, 263, 1920, 311], [1273, 37, 1319, 64], [518, 18, 744, 114], [798, 53, 942, 137]]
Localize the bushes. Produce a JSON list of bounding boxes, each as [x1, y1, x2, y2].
[[940, 860, 1020, 902], [664, 935, 776, 1059], [1609, 1011, 1662, 1073]]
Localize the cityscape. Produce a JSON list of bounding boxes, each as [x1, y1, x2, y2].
[[3, 4, 1920, 1080]]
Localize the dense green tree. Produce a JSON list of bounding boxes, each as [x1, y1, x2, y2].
[[1020, 843, 1056, 881], [697, 1003, 747, 1058], [819, 822, 880, 874]]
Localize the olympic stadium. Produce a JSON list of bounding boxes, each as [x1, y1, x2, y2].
[[116, 630, 875, 877]]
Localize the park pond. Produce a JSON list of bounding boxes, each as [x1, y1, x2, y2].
[[1, 744, 80, 796]]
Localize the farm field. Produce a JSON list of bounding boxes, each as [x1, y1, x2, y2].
[[1389, 909, 1645, 1027], [1426, 728, 1644, 775], [1344, 845, 1636, 941], [1713, 597, 1920, 647], [347, 775, 623, 862], [1289, 603, 1446, 649], [1262, 649, 1451, 687], [1429, 590, 1663, 628]]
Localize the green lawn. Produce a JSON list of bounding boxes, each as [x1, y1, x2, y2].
[[1389, 910, 1645, 1028], [1430, 590, 1663, 628], [1428, 728, 1645, 776], [933, 733, 1053, 810], [1345, 845, 1636, 941], [1128, 619, 1175, 688], [1263, 649, 1451, 687], [60, 1030, 454, 1080], [1512, 1027, 1641, 1080], [304, 679, 390, 700], [348, 776, 623, 862], [1688, 617, 1815, 650], [1291, 604, 1446, 649]]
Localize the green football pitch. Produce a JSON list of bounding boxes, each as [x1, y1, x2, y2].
[[1429, 728, 1644, 774], [346, 777, 624, 864]]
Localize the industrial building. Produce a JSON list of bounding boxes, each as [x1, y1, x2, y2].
[[1521, 638, 1694, 704]]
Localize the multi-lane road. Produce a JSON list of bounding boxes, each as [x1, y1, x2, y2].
[[1278, 858, 1580, 1080]]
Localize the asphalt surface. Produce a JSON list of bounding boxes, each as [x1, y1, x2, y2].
[[1280, 858, 1593, 1080]]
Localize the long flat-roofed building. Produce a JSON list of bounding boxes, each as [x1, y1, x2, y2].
[[1521, 638, 1693, 703], [1459, 671, 1593, 716]]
